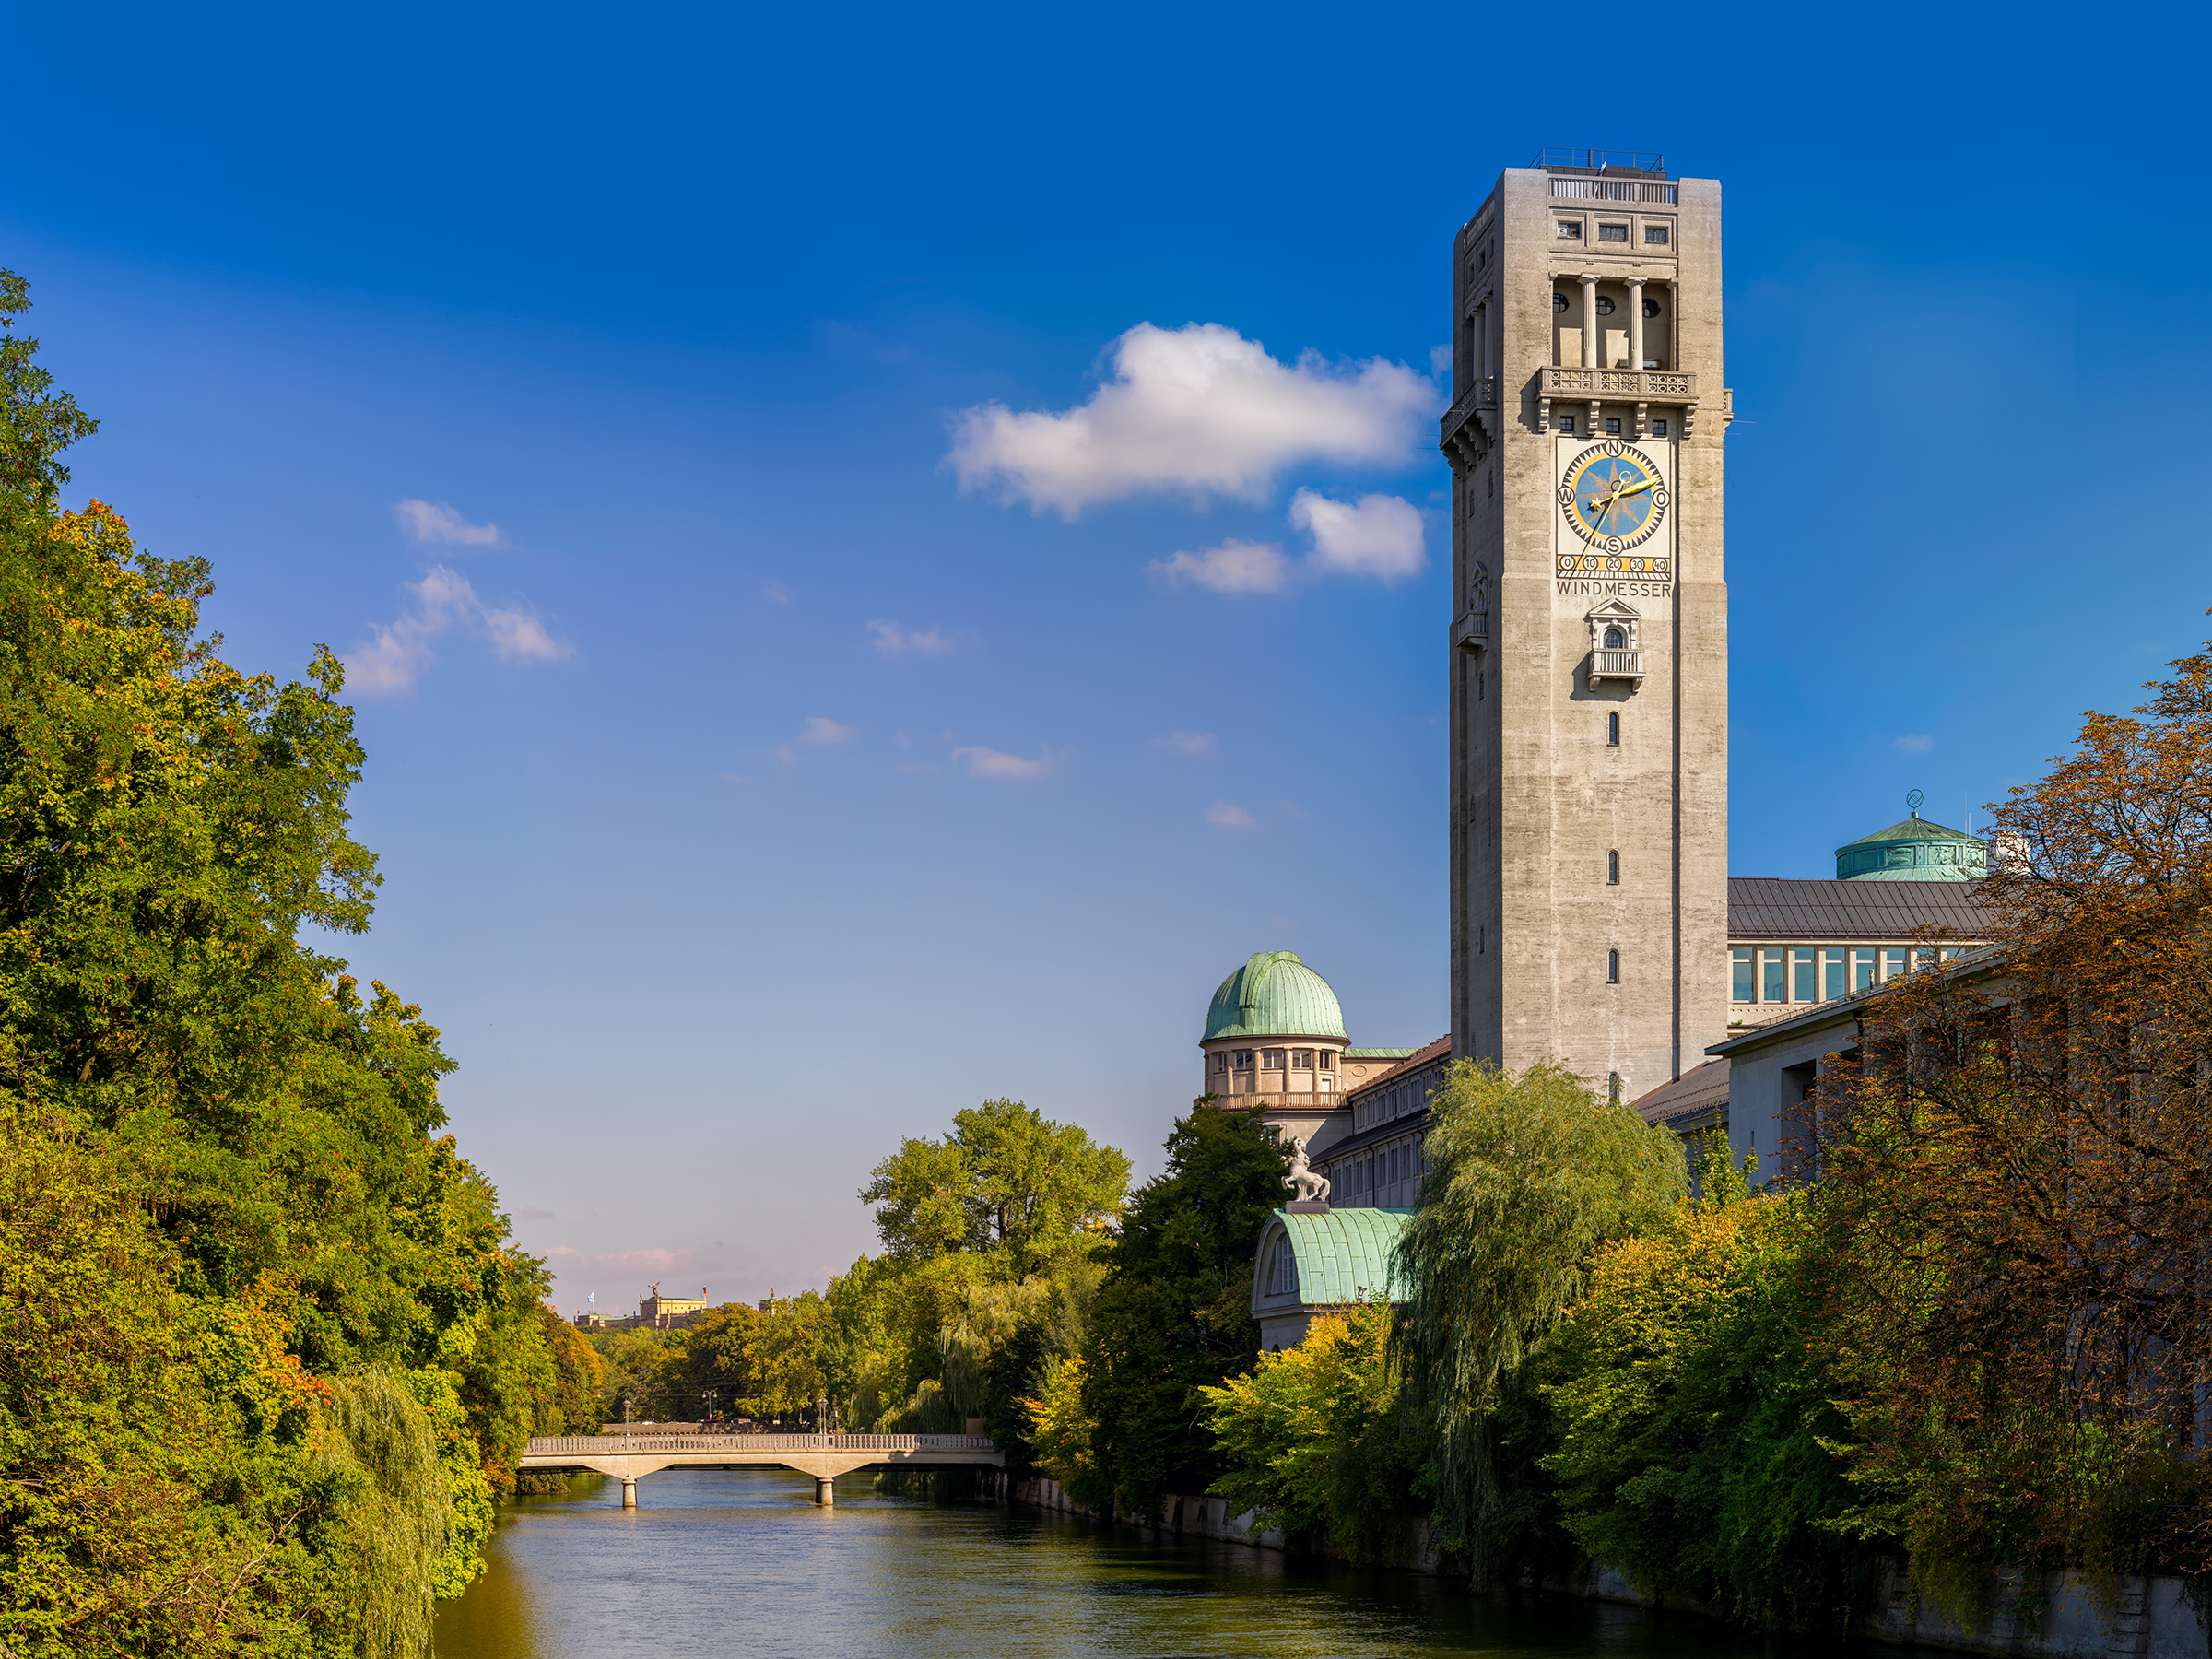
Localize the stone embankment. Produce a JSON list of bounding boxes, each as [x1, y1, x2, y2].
[[992, 1476, 2205, 1658]]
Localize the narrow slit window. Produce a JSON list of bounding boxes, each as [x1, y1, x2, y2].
[[1794, 947, 1817, 1002], [1606, 712, 1620, 746], [1606, 948, 1621, 984], [1732, 947, 1753, 1003], [1762, 947, 1787, 1003], [1606, 850, 1619, 885]]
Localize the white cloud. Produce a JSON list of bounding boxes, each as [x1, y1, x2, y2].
[[346, 565, 570, 695], [1155, 731, 1217, 756], [1147, 539, 1288, 594], [1206, 801, 1256, 829], [868, 619, 958, 656], [762, 581, 790, 604], [954, 746, 1053, 781], [947, 322, 1435, 517], [1894, 734, 1935, 753], [393, 499, 503, 547], [798, 716, 854, 745], [1290, 488, 1425, 583], [1430, 344, 1453, 375]]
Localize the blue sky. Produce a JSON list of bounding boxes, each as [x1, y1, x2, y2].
[[5, 2, 2198, 1309]]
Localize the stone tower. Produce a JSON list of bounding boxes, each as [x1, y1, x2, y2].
[[1442, 148, 1729, 1100]]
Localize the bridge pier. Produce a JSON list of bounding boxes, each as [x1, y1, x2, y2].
[[815, 1477, 834, 1506], [622, 1477, 637, 1509]]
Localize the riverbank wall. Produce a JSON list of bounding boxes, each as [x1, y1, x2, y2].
[[991, 1475, 2206, 1658]]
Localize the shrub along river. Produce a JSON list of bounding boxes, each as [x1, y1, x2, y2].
[[433, 1471, 1794, 1658]]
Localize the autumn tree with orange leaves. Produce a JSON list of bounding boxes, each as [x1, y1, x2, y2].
[[1816, 631, 2212, 1584]]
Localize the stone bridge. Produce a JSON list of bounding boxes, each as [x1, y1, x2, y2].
[[519, 1431, 1003, 1508]]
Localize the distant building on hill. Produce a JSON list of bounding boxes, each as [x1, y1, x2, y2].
[[572, 1282, 709, 1331]]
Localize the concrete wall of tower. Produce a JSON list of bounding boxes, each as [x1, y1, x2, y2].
[[1447, 164, 1730, 1101]]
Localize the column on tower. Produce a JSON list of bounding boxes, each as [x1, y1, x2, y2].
[[1628, 279, 1644, 373], [1579, 275, 1599, 369]]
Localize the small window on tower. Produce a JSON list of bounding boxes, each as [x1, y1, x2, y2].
[[1263, 1048, 1286, 1069], [1644, 225, 1670, 245], [1235, 1050, 1254, 1068], [1606, 712, 1620, 746], [1292, 1049, 1313, 1069], [1595, 295, 1617, 315], [1652, 418, 1669, 438], [1557, 220, 1583, 240], [1318, 1051, 1334, 1071], [1606, 418, 1622, 434], [1552, 292, 1570, 313], [1559, 414, 1576, 434], [1603, 626, 1626, 648], [1607, 949, 1621, 983], [1642, 298, 1663, 317], [1214, 1053, 1228, 1074], [1599, 223, 1628, 242], [1607, 850, 1620, 885]]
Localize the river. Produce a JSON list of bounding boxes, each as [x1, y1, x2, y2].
[[433, 1471, 1788, 1658]]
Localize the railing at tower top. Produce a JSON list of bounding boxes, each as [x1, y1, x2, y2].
[[1547, 177, 1678, 204], [1531, 147, 1666, 176]]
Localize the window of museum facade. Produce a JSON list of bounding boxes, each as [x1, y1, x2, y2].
[[1730, 943, 1960, 1008]]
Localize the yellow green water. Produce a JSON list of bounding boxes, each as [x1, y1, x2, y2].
[[434, 1471, 1786, 1658]]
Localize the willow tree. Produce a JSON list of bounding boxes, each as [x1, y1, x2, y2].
[[1393, 1060, 1685, 1586], [1818, 630, 2212, 1583]]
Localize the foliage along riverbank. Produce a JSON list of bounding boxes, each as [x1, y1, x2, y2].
[[0, 276, 601, 1656]]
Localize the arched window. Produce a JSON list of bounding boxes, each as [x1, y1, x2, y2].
[[1603, 626, 1626, 649]]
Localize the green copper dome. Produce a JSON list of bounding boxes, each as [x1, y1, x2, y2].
[[1203, 951, 1347, 1041], [1836, 794, 1987, 882]]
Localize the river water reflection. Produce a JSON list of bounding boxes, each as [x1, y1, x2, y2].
[[434, 1471, 1790, 1659]]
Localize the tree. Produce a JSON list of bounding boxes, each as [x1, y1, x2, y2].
[[1074, 1101, 1289, 1519], [1392, 1059, 1684, 1586], [0, 271, 561, 1649], [1817, 629, 2212, 1583], [860, 1098, 1130, 1276]]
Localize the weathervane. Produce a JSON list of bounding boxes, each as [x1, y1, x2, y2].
[[1906, 789, 1924, 818]]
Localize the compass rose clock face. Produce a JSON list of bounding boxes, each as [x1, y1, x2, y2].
[[1556, 438, 1673, 577]]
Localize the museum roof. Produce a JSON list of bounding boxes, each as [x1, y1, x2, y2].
[[1203, 951, 1348, 1041], [1344, 1036, 1453, 1103], [1726, 877, 1991, 941], [1630, 1059, 1731, 1133], [1255, 1207, 1415, 1306]]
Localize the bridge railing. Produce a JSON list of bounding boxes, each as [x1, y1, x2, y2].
[[524, 1432, 996, 1456]]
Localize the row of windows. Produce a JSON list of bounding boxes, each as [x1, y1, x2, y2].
[[1558, 414, 1670, 437], [1730, 944, 1961, 1006], [1553, 293, 1664, 316], [1558, 220, 1669, 244], [1342, 1137, 1426, 1204], [1213, 1048, 1335, 1073]]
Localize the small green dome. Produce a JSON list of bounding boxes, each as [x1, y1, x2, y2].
[[1836, 795, 1987, 882], [1203, 951, 1347, 1041]]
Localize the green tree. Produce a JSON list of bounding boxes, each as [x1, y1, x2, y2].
[[1393, 1059, 1684, 1586], [861, 1098, 1129, 1276], [0, 271, 562, 1649], [1075, 1101, 1289, 1519]]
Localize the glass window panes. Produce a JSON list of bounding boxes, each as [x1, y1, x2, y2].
[[1292, 1049, 1312, 1068], [1599, 223, 1629, 242], [1732, 947, 1753, 1002], [1885, 948, 1907, 981], [1794, 947, 1816, 1002], [1761, 948, 1786, 1003], [1853, 950, 1878, 993], [1644, 225, 1669, 244], [1606, 418, 1622, 434], [1652, 418, 1668, 437], [1557, 220, 1583, 240], [1318, 1051, 1333, 1071], [1560, 414, 1576, 433], [1264, 1048, 1285, 1068], [1823, 948, 1846, 1001]]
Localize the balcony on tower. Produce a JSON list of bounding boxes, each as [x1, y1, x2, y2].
[[1584, 601, 1645, 689]]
